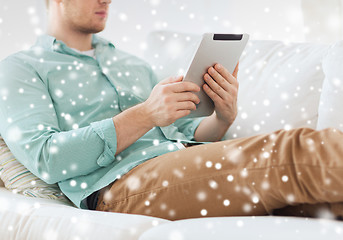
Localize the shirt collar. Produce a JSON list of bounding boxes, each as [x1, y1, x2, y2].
[[34, 34, 115, 53], [91, 34, 115, 49], [34, 34, 56, 51]]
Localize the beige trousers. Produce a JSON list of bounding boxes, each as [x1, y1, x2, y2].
[[96, 128, 343, 221]]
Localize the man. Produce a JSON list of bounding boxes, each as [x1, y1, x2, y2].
[[0, 0, 343, 221]]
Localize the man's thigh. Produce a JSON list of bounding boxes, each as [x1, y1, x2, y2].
[[96, 137, 271, 220], [96, 128, 343, 220]]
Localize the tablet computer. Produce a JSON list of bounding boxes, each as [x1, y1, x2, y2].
[[182, 33, 249, 118]]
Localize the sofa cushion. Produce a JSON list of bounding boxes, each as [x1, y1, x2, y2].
[[139, 216, 343, 240], [317, 41, 343, 131], [225, 40, 329, 139], [0, 136, 69, 203], [144, 31, 329, 139], [0, 188, 169, 240]]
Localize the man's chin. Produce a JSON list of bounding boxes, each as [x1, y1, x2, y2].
[[94, 25, 106, 33], [81, 25, 106, 34], [91, 28, 105, 34]]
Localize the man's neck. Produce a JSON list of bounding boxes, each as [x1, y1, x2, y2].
[[48, 27, 93, 51]]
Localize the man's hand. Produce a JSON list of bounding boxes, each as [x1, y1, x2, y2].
[[142, 76, 201, 127], [203, 62, 239, 127], [112, 76, 200, 155]]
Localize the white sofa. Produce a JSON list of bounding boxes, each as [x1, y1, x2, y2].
[[1, 31, 343, 239]]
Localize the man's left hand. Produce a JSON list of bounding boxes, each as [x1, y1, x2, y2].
[[203, 62, 239, 127]]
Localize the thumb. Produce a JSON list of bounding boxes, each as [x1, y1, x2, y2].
[[160, 75, 183, 85], [233, 62, 239, 79]]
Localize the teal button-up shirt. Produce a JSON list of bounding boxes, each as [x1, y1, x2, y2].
[[0, 34, 208, 208]]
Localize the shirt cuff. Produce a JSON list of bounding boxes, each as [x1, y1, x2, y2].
[[90, 118, 117, 167]]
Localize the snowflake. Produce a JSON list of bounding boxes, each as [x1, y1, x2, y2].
[[118, 13, 128, 22], [208, 180, 218, 189], [253, 124, 260, 132], [261, 181, 270, 190], [126, 176, 141, 191], [70, 180, 77, 187], [196, 191, 207, 201], [227, 175, 234, 182], [173, 168, 184, 178], [200, 209, 207, 216], [104, 190, 113, 201], [7, 126, 22, 142], [252, 195, 259, 204], [240, 168, 248, 178], [49, 146, 58, 154], [236, 220, 244, 227], [205, 161, 212, 168], [243, 203, 252, 212], [214, 163, 222, 170], [223, 199, 230, 206], [282, 175, 289, 182]]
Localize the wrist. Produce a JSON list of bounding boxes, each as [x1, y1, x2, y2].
[[213, 112, 232, 129], [136, 102, 155, 130]]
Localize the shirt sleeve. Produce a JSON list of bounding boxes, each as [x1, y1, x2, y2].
[[173, 117, 205, 141], [0, 56, 117, 184]]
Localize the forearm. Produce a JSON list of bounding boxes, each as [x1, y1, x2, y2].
[[112, 103, 154, 155], [193, 112, 231, 142]]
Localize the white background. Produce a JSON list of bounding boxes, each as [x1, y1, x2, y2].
[[0, 0, 342, 59]]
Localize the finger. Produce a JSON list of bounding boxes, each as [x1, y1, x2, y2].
[[175, 101, 197, 111], [174, 92, 200, 104], [160, 75, 183, 85], [204, 73, 227, 99], [175, 110, 191, 119], [233, 62, 239, 79], [170, 81, 201, 93], [214, 64, 238, 87], [203, 83, 221, 103], [208, 66, 231, 92]]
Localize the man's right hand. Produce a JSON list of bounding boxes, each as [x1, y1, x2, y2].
[[142, 76, 201, 127]]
